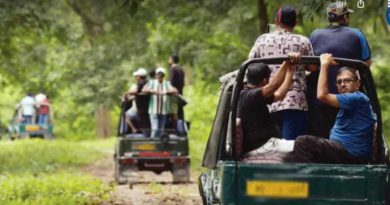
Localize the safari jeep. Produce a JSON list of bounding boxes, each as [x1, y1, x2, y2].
[[8, 110, 53, 140], [198, 56, 390, 205], [114, 97, 190, 184]]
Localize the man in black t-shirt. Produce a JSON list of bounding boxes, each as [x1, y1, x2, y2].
[[237, 53, 297, 155], [169, 53, 185, 118], [169, 53, 185, 95]]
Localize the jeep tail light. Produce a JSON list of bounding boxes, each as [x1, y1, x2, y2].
[[119, 158, 137, 165], [171, 157, 188, 164]]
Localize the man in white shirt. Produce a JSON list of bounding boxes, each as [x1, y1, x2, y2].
[[18, 93, 36, 124]]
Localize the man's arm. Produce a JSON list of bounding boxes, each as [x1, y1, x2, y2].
[[273, 65, 294, 102], [166, 82, 178, 95], [317, 53, 339, 107], [126, 85, 139, 99], [141, 83, 152, 93], [262, 52, 299, 98]]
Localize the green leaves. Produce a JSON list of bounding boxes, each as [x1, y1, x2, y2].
[[0, 0, 390, 142]]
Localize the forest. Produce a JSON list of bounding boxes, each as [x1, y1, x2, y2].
[[0, 0, 389, 204]]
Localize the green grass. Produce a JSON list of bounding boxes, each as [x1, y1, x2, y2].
[[0, 173, 110, 205], [0, 139, 113, 174], [0, 138, 115, 204]]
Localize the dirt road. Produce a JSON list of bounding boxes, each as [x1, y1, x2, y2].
[[83, 154, 203, 205]]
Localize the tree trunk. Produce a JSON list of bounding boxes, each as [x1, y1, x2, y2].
[[66, 0, 103, 45], [257, 0, 268, 34], [95, 106, 112, 138]]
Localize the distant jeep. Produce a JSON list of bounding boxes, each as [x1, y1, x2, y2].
[[114, 95, 190, 184], [8, 109, 53, 140]]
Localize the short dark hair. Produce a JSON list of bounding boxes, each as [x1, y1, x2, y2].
[[276, 6, 297, 28], [149, 69, 156, 78], [246, 63, 271, 85], [337, 67, 359, 81], [328, 13, 347, 23], [170, 53, 179, 63]]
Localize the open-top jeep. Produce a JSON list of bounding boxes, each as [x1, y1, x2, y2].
[[199, 56, 390, 205], [8, 109, 53, 140], [114, 95, 190, 184]]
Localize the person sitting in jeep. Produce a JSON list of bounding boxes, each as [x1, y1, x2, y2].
[[284, 53, 376, 164], [237, 53, 299, 155]]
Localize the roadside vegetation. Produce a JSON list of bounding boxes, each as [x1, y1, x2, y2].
[[0, 0, 389, 203], [186, 83, 219, 171], [0, 139, 113, 205]]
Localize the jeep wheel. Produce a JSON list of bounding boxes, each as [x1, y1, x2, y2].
[[114, 160, 127, 185], [172, 163, 190, 184]]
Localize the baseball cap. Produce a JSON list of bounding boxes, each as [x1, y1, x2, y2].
[[156, 67, 166, 75], [327, 2, 354, 16], [133, 68, 147, 77], [276, 6, 297, 28]]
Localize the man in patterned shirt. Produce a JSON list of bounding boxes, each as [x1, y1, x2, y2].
[[248, 6, 314, 140], [142, 67, 178, 138]]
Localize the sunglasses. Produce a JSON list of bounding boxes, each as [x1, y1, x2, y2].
[[336, 78, 355, 86]]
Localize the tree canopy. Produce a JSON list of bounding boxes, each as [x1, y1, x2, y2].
[[1, 0, 390, 138]]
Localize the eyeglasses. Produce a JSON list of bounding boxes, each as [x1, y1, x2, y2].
[[336, 78, 355, 86]]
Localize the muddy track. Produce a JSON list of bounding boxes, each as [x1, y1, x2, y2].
[[83, 153, 202, 205]]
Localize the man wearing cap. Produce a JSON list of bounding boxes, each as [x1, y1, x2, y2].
[[142, 67, 178, 138], [248, 6, 314, 140], [307, 2, 372, 138], [125, 68, 149, 134]]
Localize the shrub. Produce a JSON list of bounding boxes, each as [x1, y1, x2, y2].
[[0, 173, 110, 205]]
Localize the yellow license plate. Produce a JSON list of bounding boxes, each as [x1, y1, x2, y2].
[[247, 180, 309, 198], [25, 125, 40, 131], [132, 144, 156, 151]]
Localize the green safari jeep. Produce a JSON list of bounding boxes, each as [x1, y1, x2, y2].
[[114, 97, 190, 184], [198, 57, 390, 205], [7, 110, 53, 140]]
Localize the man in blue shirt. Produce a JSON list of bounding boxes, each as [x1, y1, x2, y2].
[[284, 53, 376, 164], [307, 2, 372, 138]]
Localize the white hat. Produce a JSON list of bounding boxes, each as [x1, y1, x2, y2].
[[156, 67, 166, 75], [133, 68, 147, 77], [35, 93, 47, 104]]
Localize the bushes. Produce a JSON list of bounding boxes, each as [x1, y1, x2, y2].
[[0, 139, 113, 204], [0, 173, 110, 205], [185, 82, 219, 171]]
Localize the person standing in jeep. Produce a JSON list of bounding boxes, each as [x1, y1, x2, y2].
[[169, 53, 185, 129], [248, 6, 314, 140], [308, 2, 372, 138], [142, 67, 178, 138], [169, 53, 185, 96]]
